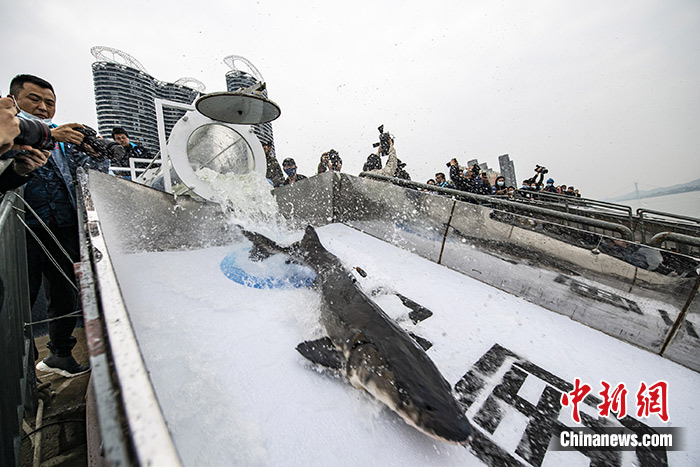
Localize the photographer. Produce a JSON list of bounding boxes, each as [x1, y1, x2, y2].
[[447, 158, 469, 191], [329, 150, 343, 172], [529, 165, 548, 191], [477, 171, 492, 195], [10, 74, 109, 378], [369, 139, 398, 178], [362, 153, 382, 172], [111, 127, 149, 167], [318, 151, 332, 174], [0, 96, 50, 192]]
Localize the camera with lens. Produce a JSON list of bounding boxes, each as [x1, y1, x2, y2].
[[74, 125, 125, 161], [372, 124, 393, 156], [535, 164, 548, 174], [14, 118, 55, 151]]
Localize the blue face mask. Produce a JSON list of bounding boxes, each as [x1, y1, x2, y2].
[[18, 109, 53, 126], [284, 167, 296, 177], [497, 181, 504, 186]]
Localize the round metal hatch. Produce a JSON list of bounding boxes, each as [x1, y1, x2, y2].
[[195, 91, 281, 125], [165, 110, 266, 201]]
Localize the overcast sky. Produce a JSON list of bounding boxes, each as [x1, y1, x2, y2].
[[2, 0, 699, 200]]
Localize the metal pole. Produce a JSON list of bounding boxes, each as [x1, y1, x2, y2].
[[154, 99, 196, 194]]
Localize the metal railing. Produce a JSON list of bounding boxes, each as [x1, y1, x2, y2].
[[359, 173, 634, 240], [110, 158, 162, 180], [519, 189, 635, 227], [0, 190, 36, 467], [358, 173, 700, 254]]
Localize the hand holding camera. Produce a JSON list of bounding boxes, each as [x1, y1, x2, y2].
[[73, 125, 125, 161], [0, 97, 21, 154], [373, 124, 394, 156], [51, 123, 86, 145]]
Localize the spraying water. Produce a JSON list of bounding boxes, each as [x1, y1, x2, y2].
[[195, 167, 297, 243]]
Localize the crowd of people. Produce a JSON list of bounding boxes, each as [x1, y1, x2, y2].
[[261, 129, 581, 203], [264, 138, 412, 188], [261, 123, 420, 187], [423, 162, 581, 200]]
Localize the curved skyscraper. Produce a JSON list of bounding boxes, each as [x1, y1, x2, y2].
[[91, 46, 204, 155], [223, 55, 275, 150]]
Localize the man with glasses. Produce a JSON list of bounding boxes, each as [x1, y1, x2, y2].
[[9, 74, 107, 377]]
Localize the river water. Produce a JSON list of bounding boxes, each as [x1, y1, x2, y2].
[[615, 190, 700, 219]]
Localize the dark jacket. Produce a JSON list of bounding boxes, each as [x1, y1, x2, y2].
[[282, 173, 307, 185], [21, 142, 108, 227], [266, 154, 285, 187]]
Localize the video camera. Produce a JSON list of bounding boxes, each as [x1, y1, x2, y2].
[[74, 125, 125, 161], [372, 125, 393, 156], [535, 164, 548, 174], [14, 118, 55, 151]]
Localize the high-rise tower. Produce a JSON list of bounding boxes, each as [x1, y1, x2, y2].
[[223, 55, 275, 150], [91, 46, 205, 155], [498, 154, 517, 187]]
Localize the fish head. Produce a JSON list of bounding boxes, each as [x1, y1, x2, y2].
[[393, 384, 472, 445], [348, 343, 472, 445]]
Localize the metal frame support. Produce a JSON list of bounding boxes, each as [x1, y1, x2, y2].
[[154, 98, 196, 194]]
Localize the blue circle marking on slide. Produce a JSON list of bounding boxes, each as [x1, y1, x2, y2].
[[220, 249, 316, 289]]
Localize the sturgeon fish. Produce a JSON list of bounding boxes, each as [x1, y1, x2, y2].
[[241, 225, 472, 445]]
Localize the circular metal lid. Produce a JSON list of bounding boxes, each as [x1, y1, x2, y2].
[[195, 92, 281, 124]]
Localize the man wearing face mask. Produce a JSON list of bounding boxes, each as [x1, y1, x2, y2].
[[9, 74, 108, 378], [281, 158, 307, 185], [542, 178, 558, 193]]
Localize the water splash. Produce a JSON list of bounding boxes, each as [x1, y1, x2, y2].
[[195, 168, 296, 241]]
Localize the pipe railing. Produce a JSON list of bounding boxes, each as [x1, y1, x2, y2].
[[520, 189, 634, 223], [359, 173, 634, 240], [650, 232, 700, 249], [637, 208, 700, 225]]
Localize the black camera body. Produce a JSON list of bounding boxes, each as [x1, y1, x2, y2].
[[373, 125, 393, 156], [74, 125, 125, 161], [535, 164, 549, 174], [14, 118, 55, 150]]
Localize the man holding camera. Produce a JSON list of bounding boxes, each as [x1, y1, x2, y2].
[[370, 135, 398, 178], [0, 96, 50, 192], [10, 74, 108, 377], [111, 127, 150, 167]]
